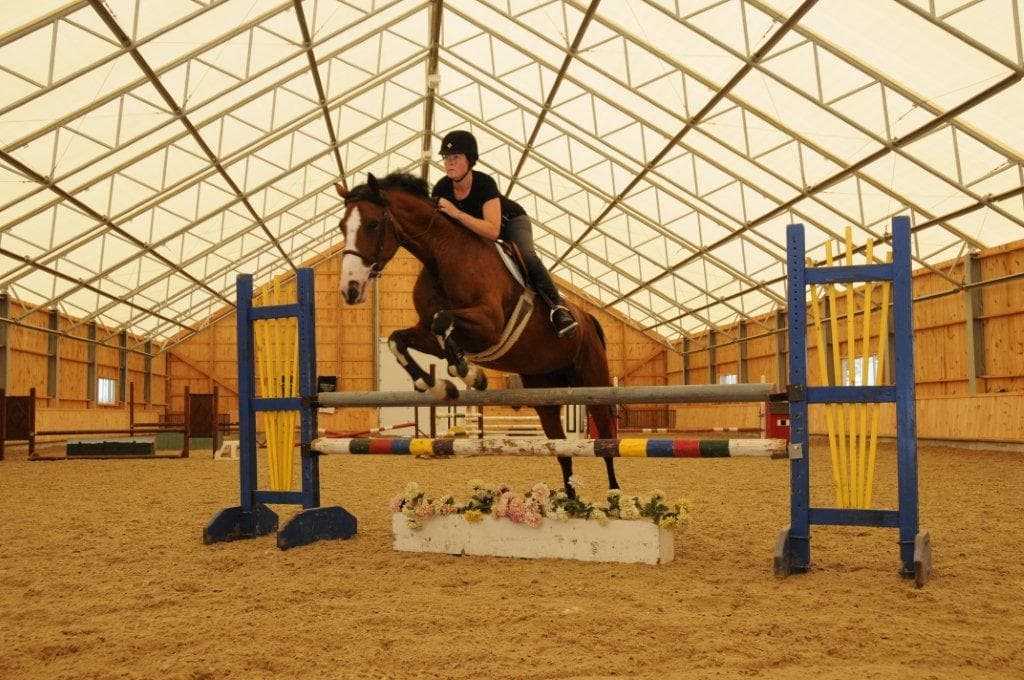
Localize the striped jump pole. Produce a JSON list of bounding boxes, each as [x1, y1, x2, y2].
[[311, 437, 787, 458]]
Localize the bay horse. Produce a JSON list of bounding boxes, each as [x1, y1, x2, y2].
[[335, 172, 618, 494]]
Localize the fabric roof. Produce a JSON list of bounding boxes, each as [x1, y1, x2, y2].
[[1, 0, 1022, 348]]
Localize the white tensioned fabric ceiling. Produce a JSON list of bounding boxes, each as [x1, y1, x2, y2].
[[1, 0, 1022, 351]]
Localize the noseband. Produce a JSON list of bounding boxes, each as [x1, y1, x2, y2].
[[340, 207, 394, 279]]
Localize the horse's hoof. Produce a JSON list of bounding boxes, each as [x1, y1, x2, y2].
[[447, 363, 458, 377], [429, 379, 459, 401], [413, 377, 431, 393], [466, 367, 487, 391], [471, 372, 487, 391]]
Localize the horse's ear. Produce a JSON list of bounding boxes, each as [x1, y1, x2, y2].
[[335, 182, 347, 198], [367, 173, 379, 192]]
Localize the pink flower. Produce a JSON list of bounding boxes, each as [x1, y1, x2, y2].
[[388, 496, 404, 513]]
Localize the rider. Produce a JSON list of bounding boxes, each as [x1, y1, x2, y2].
[[432, 129, 578, 338]]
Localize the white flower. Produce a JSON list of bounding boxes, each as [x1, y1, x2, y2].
[[568, 475, 584, 490]]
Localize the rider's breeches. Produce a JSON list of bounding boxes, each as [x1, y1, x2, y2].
[[503, 214, 562, 306]]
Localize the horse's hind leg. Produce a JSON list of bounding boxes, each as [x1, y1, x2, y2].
[[388, 325, 458, 399], [588, 405, 619, 490], [570, 317, 620, 491], [521, 373, 577, 497]]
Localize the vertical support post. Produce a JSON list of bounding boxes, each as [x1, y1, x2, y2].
[[28, 387, 36, 456], [0, 387, 6, 461], [143, 341, 152, 404], [964, 252, 984, 394], [236, 274, 257, 512], [182, 385, 191, 458], [681, 336, 689, 385], [129, 382, 135, 436], [428, 364, 437, 438], [296, 268, 321, 510], [890, 216, 920, 577], [738, 321, 748, 383], [212, 384, 221, 452], [86, 322, 97, 403], [47, 309, 59, 404], [784, 223, 810, 573], [118, 330, 128, 404], [707, 329, 717, 384], [0, 293, 9, 393]]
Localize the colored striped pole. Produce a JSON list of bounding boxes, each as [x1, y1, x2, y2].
[[310, 437, 786, 458]]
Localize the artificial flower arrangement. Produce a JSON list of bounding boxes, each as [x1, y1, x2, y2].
[[389, 478, 691, 532]]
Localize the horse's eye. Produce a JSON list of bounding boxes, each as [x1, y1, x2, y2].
[[365, 220, 379, 232]]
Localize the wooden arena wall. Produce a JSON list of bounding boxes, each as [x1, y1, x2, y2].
[[5, 238, 1019, 445], [664, 239, 1024, 443], [0, 299, 166, 432]]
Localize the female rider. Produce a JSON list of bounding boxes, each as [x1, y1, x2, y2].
[[431, 129, 578, 338]]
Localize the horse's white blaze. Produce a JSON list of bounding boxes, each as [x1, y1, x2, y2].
[[341, 206, 372, 304]]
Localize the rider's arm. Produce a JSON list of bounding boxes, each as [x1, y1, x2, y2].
[[454, 198, 501, 241]]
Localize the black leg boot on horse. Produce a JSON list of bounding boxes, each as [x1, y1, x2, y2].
[[504, 215, 578, 339]]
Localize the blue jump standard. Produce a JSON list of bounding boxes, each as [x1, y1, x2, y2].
[[773, 216, 931, 587], [202, 269, 356, 550]]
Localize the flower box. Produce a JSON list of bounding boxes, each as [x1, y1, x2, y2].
[[392, 513, 674, 565]]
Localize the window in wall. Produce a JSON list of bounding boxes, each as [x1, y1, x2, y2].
[[718, 373, 738, 385], [840, 355, 880, 386], [97, 377, 117, 404]]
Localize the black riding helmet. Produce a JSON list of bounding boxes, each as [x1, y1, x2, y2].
[[439, 130, 479, 166]]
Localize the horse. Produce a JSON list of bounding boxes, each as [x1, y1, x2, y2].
[[334, 171, 619, 495]]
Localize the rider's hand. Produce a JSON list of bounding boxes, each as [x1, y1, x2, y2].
[[437, 198, 462, 220]]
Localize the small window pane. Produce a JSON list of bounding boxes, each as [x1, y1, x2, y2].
[[97, 378, 116, 404]]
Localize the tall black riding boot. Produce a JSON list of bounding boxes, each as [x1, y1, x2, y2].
[[525, 255, 578, 338]]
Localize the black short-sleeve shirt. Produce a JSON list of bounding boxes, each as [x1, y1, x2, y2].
[[432, 171, 526, 239]]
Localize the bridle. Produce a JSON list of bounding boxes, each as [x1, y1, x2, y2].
[[340, 192, 438, 278]]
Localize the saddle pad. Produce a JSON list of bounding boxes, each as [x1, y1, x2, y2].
[[495, 240, 527, 288]]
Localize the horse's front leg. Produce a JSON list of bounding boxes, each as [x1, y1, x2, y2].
[[429, 309, 495, 391], [388, 324, 459, 399]]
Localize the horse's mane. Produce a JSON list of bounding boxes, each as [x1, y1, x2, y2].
[[346, 172, 431, 205]]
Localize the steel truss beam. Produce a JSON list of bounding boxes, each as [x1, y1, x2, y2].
[[7, 55, 429, 325], [490, 0, 985, 297], [641, 0, 1024, 243], [553, 0, 821, 268], [506, 0, 601, 195], [0, 0, 422, 222], [66, 101, 428, 342], [292, 0, 348, 186], [420, 0, 444, 180], [88, 0, 295, 271]]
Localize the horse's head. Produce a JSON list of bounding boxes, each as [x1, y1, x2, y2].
[[335, 174, 402, 304]]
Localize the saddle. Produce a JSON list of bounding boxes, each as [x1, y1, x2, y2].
[[494, 239, 530, 290]]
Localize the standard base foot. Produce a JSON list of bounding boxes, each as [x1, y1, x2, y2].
[[911, 531, 932, 588], [277, 506, 358, 550], [772, 526, 809, 577], [203, 503, 278, 544]]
